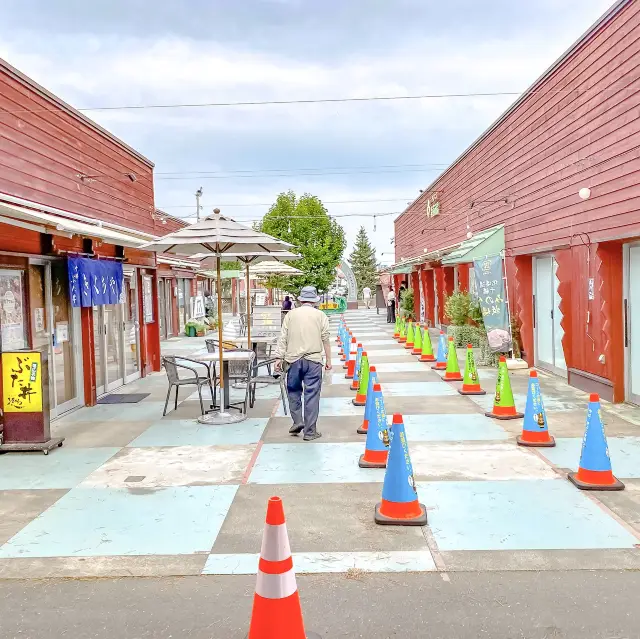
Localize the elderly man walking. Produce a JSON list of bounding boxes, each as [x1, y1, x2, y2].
[[275, 286, 332, 441]]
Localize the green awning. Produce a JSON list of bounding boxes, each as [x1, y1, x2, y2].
[[441, 225, 504, 265]]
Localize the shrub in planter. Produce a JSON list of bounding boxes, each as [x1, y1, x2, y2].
[[444, 291, 471, 326], [446, 324, 485, 348], [400, 288, 416, 320]]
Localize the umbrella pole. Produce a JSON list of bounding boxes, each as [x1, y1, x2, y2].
[[217, 256, 224, 399], [245, 263, 251, 347]]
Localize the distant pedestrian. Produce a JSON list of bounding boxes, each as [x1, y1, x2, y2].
[[275, 286, 332, 441], [282, 295, 292, 311], [362, 286, 372, 309], [387, 289, 396, 323]]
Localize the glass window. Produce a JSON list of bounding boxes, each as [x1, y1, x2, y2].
[[0, 268, 28, 350]]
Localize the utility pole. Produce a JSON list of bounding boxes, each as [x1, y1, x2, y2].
[[195, 187, 203, 221]]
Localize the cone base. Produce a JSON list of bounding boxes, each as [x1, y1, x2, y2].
[[517, 434, 556, 447], [356, 426, 368, 434], [458, 388, 486, 395], [358, 454, 387, 469], [567, 471, 625, 491], [345, 373, 354, 379], [404, 343, 414, 349], [444, 373, 463, 381], [342, 363, 348, 369], [411, 349, 421, 355], [398, 338, 407, 343], [353, 396, 366, 406], [485, 410, 524, 420], [247, 632, 320, 639], [374, 502, 428, 526], [419, 355, 436, 362], [431, 363, 447, 370], [349, 382, 359, 391]]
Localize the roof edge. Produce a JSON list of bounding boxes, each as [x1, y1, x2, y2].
[[395, 0, 632, 224], [0, 57, 155, 169]]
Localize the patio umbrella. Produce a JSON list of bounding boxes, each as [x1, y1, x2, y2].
[[140, 209, 295, 424]]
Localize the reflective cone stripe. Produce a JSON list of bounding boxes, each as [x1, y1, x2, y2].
[[419, 326, 436, 362], [375, 414, 427, 526], [443, 336, 463, 381], [517, 371, 554, 446], [485, 356, 523, 419], [568, 394, 624, 490], [459, 344, 485, 394], [353, 354, 370, 405], [248, 496, 310, 639], [411, 323, 423, 355], [404, 321, 415, 349], [350, 345, 363, 390], [431, 331, 447, 370], [357, 367, 377, 434], [359, 383, 390, 467]]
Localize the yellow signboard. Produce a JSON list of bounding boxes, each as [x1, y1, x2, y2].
[[2, 351, 43, 413]]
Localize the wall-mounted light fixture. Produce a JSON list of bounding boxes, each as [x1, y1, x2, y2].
[[578, 187, 591, 200]]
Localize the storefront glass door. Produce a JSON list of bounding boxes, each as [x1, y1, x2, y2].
[[28, 260, 82, 419], [122, 272, 140, 383], [624, 244, 640, 406]]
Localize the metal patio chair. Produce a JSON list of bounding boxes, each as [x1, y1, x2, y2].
[[162, 356, 215, 416], [248, 357, 288, 415]]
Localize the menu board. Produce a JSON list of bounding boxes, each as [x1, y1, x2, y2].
[[0, 269, 27, 350], [2, 351, 43, 413]]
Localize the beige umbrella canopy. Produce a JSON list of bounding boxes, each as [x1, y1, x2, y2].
[[248, 260, 303, 276], [140, 209, 295, 424]]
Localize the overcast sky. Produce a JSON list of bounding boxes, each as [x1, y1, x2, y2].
[[0, 0, 614, 264]]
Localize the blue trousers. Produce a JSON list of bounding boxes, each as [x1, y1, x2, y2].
[[286, 358, 323, 436]]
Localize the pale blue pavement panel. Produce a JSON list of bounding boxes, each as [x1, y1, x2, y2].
[[0, 485, 238, 558], [57, 402, 167, 424], [249, 443, 386, 484], [0, 448, 121, 490], [418, 479, 638, 551], [402, 414, 508, 441], [371, 362, 432, 373], [468, 393, 579, 413], [129, 418, 268, 447], [202, 551, 435, 574], [538, 437, 640, 478], [319, 381, 458, 396]]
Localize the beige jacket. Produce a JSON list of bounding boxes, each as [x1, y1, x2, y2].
[[276, 304, 330, 365]]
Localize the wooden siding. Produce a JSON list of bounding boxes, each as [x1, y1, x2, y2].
[[0, 61, 178, 236], [394, 1, 640, 260]]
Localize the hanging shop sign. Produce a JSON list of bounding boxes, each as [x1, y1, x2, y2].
[[473, 255, 512, 353], [1, 350, 43, 413], [425, 193, 440, 218], [68, 258, 123, 308]]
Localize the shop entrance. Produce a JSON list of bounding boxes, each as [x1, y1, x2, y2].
[[624, 243, 640, 406], [533, 255, 566, 377], [28, 260, 83, 419], [93, 269, 141, 396]]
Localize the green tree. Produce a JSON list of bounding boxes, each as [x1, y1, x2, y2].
[[258, 191, 346, 294], [348, 226, 378, 295]]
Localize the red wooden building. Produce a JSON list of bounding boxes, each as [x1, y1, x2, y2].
[[0, 57, 187, 423], [391, 0, 640, 404]]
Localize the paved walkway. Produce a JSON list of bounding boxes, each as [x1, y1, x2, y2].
[[0, 309, 639, 579]]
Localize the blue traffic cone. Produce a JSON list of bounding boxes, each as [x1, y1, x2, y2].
[[568, 393, 624, 491], [350, 344, 363, 390], [431, 331, 447, 370], [357, 367, 378, 434], [517, 371, 555, 447], [375, 414, 427, 526], [359, 383, 390, 468]]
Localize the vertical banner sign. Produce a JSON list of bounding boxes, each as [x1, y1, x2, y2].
[[2, 351, 43, 413], [419, 276, 425, 323], [473, 255, 512, 353]]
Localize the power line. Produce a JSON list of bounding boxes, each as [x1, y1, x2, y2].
[[4, 86, 631, 115]]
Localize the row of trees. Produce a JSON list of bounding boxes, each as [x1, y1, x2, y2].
[[255, 190, 379, 298]]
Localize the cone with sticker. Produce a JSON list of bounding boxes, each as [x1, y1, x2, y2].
[[357, 366, 378, 434], [443, 336, 463, 381], [393, 315, 400, 339], [419, 326, 436, 362], [398, 317, 407, 343], [517, 371, 554, 446], [431, 331, 447, 370], [353, 353, 370, 406], [411, 323, 423, 355], [404, 321, 415, 350], [485, 356, 523, 420], [247, 496, 320, 639], [349, 344, 364, 390], [568, 394, 624, 491], [458, 344, 486, 395], [343, 337, 356, 370], [375, 414, 427, 526], [359, 383, 390, 468], [340, 333, 352, 361]]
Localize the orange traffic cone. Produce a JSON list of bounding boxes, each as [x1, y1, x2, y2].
[[443, 336, 463, 381], [248, 497, 320, 639], [485, 356, 524, 420], [344, 337, 356, 371]]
